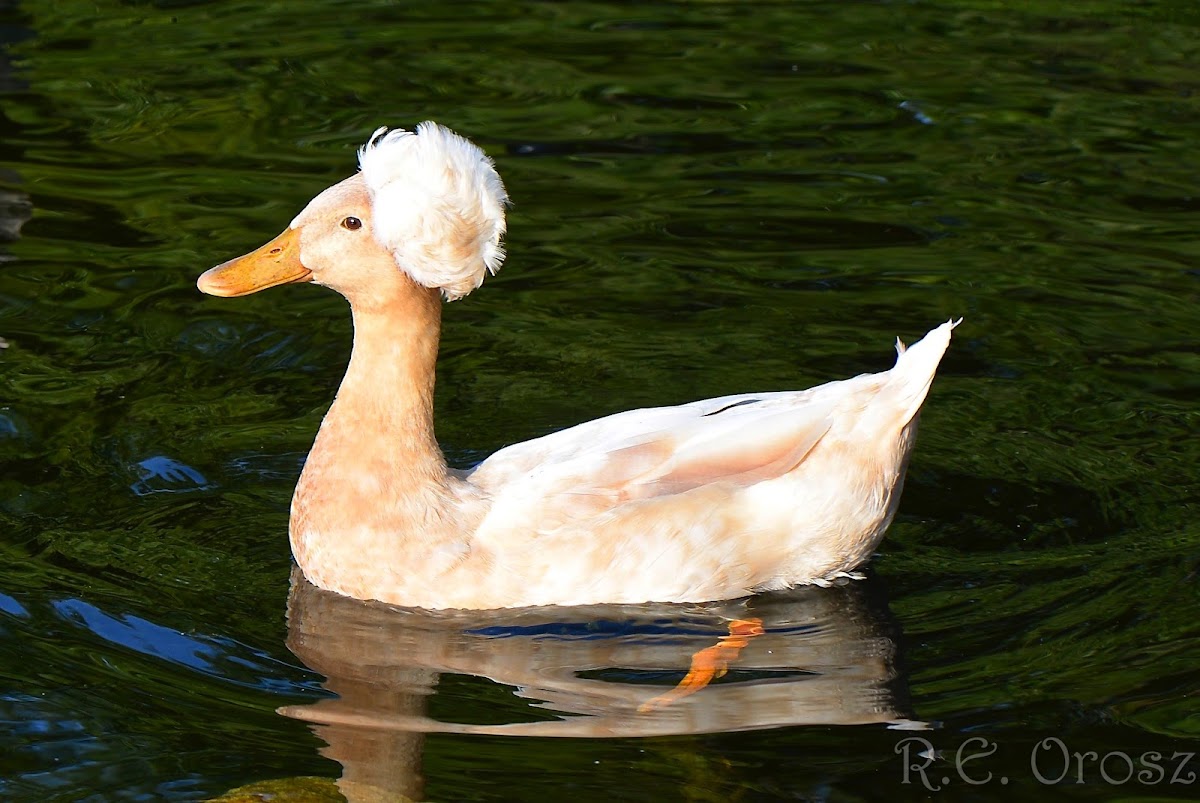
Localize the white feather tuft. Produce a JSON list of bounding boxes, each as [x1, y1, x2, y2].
[[358, 122, 508, 300]]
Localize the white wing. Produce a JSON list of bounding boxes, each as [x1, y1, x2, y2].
[[467, 388, 837, 512], [466, 318, 959, 532]]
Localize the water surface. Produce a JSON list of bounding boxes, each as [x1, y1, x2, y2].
[[1, 1, 1198, 800]]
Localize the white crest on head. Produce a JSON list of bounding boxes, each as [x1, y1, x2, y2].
[[357, 122, 508, 301]]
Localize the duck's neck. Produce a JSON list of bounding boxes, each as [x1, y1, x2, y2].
[[293, 285, 451, 532], [342, 289, 445, 473]]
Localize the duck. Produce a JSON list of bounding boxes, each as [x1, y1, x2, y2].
[[197, 122, 958, 611]]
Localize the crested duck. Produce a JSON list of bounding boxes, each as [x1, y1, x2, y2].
[[198, 122, 958, 610]]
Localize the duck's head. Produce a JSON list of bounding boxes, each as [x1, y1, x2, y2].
[[198, 122, 508, 305]]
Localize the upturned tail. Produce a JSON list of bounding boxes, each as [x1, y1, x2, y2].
[[886, 318, 961, 426]]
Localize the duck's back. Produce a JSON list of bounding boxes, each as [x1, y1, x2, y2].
[[458, 320, 958, 607]]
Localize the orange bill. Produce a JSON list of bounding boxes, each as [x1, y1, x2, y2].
[[197, 226, 312, 297]]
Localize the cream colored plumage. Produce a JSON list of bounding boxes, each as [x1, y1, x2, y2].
[[198, 122, 958, 610]]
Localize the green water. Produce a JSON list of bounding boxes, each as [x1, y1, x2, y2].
[[1, 0, 1198, 800]]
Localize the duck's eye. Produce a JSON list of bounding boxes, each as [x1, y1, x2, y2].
[[342, 216, 363, 231]]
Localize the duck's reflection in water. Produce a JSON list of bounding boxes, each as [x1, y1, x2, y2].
[[280, 569, 922, 802]]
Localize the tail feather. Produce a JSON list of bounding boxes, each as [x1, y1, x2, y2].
[[886, 318, 960, 426]]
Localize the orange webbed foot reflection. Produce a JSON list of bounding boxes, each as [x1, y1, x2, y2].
[[638, 617, 766, 712]]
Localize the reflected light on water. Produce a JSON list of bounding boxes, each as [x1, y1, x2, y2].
[[281, 570, 922, 801]]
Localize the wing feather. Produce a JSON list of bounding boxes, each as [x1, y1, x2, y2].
[[469, 391, 834, 515]]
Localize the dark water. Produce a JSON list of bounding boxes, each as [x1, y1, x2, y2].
[[1, 1, 1198, 800]]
